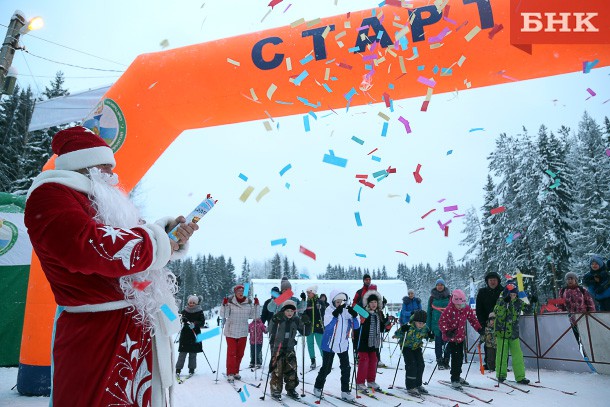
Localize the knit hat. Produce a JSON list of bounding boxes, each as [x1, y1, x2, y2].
[[451, 289, 467, 305], [408, 288, 415, 295], [503, 281, 518, 298], [306, 284, 318, 294], [484, 271, 501, 283], [280, 276, 291, 291], [435, 278, 446, 286], [281, 299, 297, 311], [52, 126, 116, 171], [271, 286, 280, 294], [363, 273, 371, 282], [187, 295, 200, 304], [590, 255, 606, 270], [233, 284, 245, 293], [565, 272, 578, 282], [411, 310, 427, 323], [369, 284, 378, 291]]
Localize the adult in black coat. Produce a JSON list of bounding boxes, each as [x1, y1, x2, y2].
[[176, 295, 205, 376], [475, 271, 503, 369]]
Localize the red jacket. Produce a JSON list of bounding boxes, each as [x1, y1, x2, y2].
[[438, 302, 481, 343]]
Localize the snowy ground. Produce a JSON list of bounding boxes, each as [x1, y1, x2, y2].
[[2, 331, 609, 407]]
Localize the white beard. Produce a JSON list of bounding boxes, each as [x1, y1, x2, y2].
[[88, 168, 178, 335]]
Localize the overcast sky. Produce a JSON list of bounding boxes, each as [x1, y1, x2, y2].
[[2, 1, 608, 277]]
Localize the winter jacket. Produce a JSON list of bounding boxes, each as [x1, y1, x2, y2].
[[352, 285, 370, 308], [269, 312, 309, 355], [558, 285, 596, 324], [261, 297, 275, 325], [399, 296, 422, 325], [220, 295, 257, 338], [438, 302, 481, 343], [493, 296, 524, 340], [321, 289, 360, 354], [178, 305, 205, 353], [475, 283, 504, 327], [426, 286, 450, 336], [248, 319, 267, 345], [583, 264, 610, 304], [304, 295, 325, 334], [397, 321, 429, 351], [357, 309, 389, 352]]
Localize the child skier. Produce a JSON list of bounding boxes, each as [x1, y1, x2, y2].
[[397, 310, 430, 397], [268, 300, 311, 401], [355, 289, 390, 392], [248, 317, 267, 368], [313, 290, 360, 402], [484, 312, 497, 371], [176, 295, 205, 379], [438, 289, 484, 389], [493, 282, 530, 384]]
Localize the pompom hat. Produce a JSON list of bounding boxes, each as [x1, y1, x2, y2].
[[52, 126, 116, 171], [451, 289, 467, 305]]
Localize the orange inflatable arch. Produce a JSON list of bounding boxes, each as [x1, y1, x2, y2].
[[18, 1, 609, 395]]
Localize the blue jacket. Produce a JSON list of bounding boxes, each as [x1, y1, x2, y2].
[[399, 296, 422, 325], [321, 289, 360, 354]]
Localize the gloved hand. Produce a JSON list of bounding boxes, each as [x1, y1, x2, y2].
[[300, 292, 306, 301], [222, 297, 229, 306], [427, 331, 435, 341], [332, 304, 345, 317], [400, 324, 411, 333], [254, 297, 260, 306], [477, 327, 485, 336], [504, 295, 511, 303], [346, 306, 358, 318], [188, 322, 195, 329], [445, 329, 456, 339]]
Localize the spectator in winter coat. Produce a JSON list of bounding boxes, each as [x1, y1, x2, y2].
[[313, 290, 360, 402], [399, 289, 423, 326], [220, 284, 259, 383], [438, 289, 483, 389], [355, 290, 390, 392], [268, 300, 311, 401], [319, 293, 329, 312], [426, 278, 451, 369], [583, 255, 610, 311], [397, 310, 430, 397], [476, 271, 503, 369], [351, 274, 372, 356], [493, 282, 530, 385], [303, 285, 325, 369], [24, 126, 199, 407], [558, 271, 596, 343], [176, 295, 206, 377], [261, 286, 280, 326], [248, 317, 267, 368]]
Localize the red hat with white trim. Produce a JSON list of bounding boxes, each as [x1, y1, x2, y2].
[[52, 126, 116, 170]]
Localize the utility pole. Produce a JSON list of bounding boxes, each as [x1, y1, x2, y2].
[[0, 10, 43, 96], [0, 11, 26, 95]]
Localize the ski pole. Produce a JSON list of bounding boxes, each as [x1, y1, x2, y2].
[[532, 297, 541, 383], [214, 314, 226, 383], [260, 342, 282, 400], [301, 335, 306, 397], [495, 303, 509, 387], [351, 324, 364, 397], [388, 327, 409, 389], [463, 338, 478, 381], [259, 340, 270, 381], [424, 340, 447, 385]]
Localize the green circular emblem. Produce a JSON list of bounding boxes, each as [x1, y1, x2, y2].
[[0, 220, 18, 256], [82, 97, 127, 153]]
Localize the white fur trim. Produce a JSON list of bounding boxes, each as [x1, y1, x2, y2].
[[54, 146, 116, 171], [27, 170, 92, 198], [155, 216, 190, 260], [141, 223, 172, 270]]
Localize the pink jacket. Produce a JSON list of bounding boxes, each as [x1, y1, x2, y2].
[[248, 319, 267, 344], [438, 302, 481, 343]]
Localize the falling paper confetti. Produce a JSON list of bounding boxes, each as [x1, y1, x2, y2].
[[255, 187, 270, 202], [133, 280, 152, 291], [271, 238, 287, 246], [395, 250, 409, 256], [490, 206, 506, 215], [239, 186, 255, 202], [300, 245, 317, 260]]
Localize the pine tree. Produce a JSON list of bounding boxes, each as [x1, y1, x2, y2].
[[42, 71, 70, 99], [269, 253, 282, 279], [240, 257, 250, 282]]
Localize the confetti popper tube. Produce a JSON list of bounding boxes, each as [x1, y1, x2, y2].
[[168, 197, 215, 242]]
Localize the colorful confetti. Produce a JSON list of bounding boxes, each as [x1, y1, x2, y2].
[[271, 238, 287, 246], [323, 150, 348, 167], [279, 164, 292, 176], [490, 206, 506, 215], [299, 245, 317, 260]]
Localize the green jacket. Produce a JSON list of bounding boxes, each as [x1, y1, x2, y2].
[[426, 287, 450, 336], [493, 297, 524, 340], [396, 322, 429, 351]]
